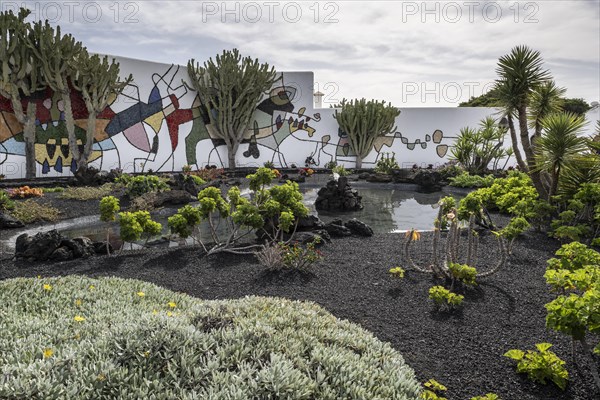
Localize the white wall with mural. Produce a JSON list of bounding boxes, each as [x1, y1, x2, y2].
[[1, 55, 597, 179]]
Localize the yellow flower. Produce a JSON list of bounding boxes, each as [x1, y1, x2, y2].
[[167, 311, 173, 317], [144, 351, 150, 358], [152, 309, 158, 315], [89, 285, 95, 291], [167, 301, 177, 309], [136, 291, 145, 297], [97, 373, 106, 381], [73, 315, 86, 322], [43, 284, 52, 291], [75, 299, 82, 307], [43, 348, 54, 359], [37, 275, 41, 279]]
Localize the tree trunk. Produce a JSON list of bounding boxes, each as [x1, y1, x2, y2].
[[227, 142, 237, 169], [23, 102, 37, 179], [355, 155, 363, 169], [507, 115, 527, 171], [78, 111, 97, 172], [63, 92, 81, 166], [517, 107, 548, 199]]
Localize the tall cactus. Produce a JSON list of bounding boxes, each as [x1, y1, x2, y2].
[[0, 8, 46, 178], [186, 49, 279, 169], [333, 98, 400, 169], [70, 49, 132, 174], [28, 20, 83, 171]]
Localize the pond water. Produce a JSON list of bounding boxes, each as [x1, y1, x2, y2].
[[1, 179, 467, 252]]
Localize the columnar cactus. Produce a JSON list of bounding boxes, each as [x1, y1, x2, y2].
[[0, 8, 46, 178], [333, 98, 400, 169], [186, 49, 279, 169], [28, 20, 84, 170], [70, 49, 132, 173]]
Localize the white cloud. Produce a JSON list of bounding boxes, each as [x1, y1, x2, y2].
[[8, 0, 600, 106]]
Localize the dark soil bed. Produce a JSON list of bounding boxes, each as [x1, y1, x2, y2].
[[1, 219, 599, 399]]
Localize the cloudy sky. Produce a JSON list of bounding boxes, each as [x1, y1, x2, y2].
[[7, 0, 600, 107]]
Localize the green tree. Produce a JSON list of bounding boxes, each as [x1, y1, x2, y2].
[[535, 113, 587, 198], [186, 49, 279, 169], [0, 9, 46, 179], [333, 98, 400, 168]]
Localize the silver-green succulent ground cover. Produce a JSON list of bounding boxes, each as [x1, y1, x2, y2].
[[0, 276, 421, 399]]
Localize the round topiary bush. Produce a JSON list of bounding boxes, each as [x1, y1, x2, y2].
[[0, 276, 421, 399]]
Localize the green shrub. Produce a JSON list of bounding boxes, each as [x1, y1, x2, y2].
[[504, 343, 568, 390], [0, 276, 422, 399], [448, 263, 477, 286], [99, 196, 120, 223], [324, 160, 337, 170], [448, 172, 494, 188], [332, 165, 350, 176], [278, 238, 323, 270], [0, 190, 15, 211], [428, 286, 464, 311], [389, 267, 406, 279], [118, 211, 162, 246], [118, 175, 170, 198], [263, 160, 275, 169], [375, 152, 399, 175]]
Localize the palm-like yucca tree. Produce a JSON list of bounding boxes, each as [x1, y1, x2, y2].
[[528, 80, 566, 137], [494, 45, 552, 198], [535, 113, 587, 197]]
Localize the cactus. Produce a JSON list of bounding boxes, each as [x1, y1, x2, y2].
[[0, 8, 46, 178], [28, 20, 84, 170], [186, 49, 279, 169], [70, 49, 132, 174], [333, 98, 400, 169]]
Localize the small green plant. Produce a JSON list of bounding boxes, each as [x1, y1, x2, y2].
[[375, 152, 399, 175], [470, 394, 500, 400], [0, 190, 15, 211], [263, 160, 275, 169], [168, 204, 202, 241], [100, 196, 120, 255], [183, 174, 206, 187], [504, 343, 568, 390], [420, 379, 447, 400], [447, 263, 477, 287], [118, 211, 162, 251], [428, 286, 464, 311], [389, 267, 405, 278], [324, 160, 337, 170], [9, 200, 61, 224], [181, 164, 193, 173], [499, 216, 530, 254], [332, 164, 350, 177], [278, 237, 323, 270]]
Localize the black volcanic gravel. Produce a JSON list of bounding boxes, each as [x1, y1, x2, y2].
[[1, 204, 599, 399]]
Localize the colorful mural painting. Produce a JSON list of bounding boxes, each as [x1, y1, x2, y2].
[[4, 55, 596, 179]]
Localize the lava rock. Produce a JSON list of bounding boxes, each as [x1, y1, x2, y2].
[[365, 174, 393, 183], [345, 219, 374, 237], [358, 172, 370, 180], [134, 190, 194, 209], [290, 231, 330, 245], [297, 215, 325, 231], [0, 212, 24, 229], [324, 221, 352, 237], [315, 177, 363, 212], [15, 229, 97, 261], [413, 170, 443, 193], [49, 246, 73, 261]]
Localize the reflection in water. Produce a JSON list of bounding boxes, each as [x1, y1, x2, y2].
[[1, 183, 464, 252], [303, 186, 463, 233]]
